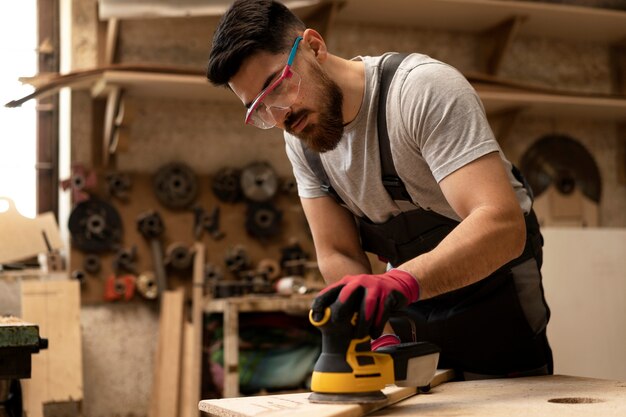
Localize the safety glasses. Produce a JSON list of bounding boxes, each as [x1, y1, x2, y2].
[[245, 36, 303, 129]]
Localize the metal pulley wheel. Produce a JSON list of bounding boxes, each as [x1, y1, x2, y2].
[[113, 246, 138, 274], [257, 258, 281, 281], [83, 254, 101, 274], [212, 167, 242, 203], [245, 202, 282, 238], [165, 242, 193, 270], [106, 172, 132, 201], [68, 199, 123, 252], [153, 162, 198, 209], [240, 162, 278, 202], [137, 272, 158, 300]]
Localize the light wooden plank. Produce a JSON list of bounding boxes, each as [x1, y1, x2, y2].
[[0, 197, 64, 264], [374, 375, 626, 417], [185, 242, 206, 417], [542, 228, 626, 381], [222, 302, 239, 398], [204, 294, 316, 313], [150, 289, 185, 417], [199, 369, 455, 417], [20, 280, 83, 417], [180, 321, 196, 417]]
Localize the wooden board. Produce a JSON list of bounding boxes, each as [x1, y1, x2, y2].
[[373, 374, 626, 417], [20, 279, 83, 417], [541, 228, 626, 381], [149, 288, 185, 417], [0, 197, 63, 264], [199, 369, 455, 417]]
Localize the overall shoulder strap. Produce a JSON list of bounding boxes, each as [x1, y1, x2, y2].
[[378, 53, 411, 201], [301, 144, 345, 204]]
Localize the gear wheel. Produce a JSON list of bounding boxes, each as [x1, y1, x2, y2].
[[153, 162, 198, 209]]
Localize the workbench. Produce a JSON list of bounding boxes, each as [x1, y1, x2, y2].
[[199, 373, 626, 417], [204, 294, 316, 398]]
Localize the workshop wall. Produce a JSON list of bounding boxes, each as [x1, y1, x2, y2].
[[67, 1, 626, 416]]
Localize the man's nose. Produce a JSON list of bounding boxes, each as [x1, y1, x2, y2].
[[270, 107, 290, 129]]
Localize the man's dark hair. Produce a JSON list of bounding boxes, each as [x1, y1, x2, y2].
[[207, 0, 306, 86]]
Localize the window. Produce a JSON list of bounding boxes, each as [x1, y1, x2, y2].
[[0, 1, 38, 218]]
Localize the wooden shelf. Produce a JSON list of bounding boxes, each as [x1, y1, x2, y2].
[[204, 293, 315, 313], [335, 0, 626, 44], [91, 71, 626, 122], [10, 69, 626, 122], [91, 70, 237, 103], [474, 83, 626, 120]]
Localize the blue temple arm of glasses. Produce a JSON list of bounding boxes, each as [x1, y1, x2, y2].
[[287, 36, 303, 66]]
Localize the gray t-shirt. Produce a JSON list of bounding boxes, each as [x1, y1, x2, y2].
[[284, 53, 531, 224]]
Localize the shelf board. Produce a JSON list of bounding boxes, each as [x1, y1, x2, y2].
[[9, 69, 626, 122], [204, 294, 316, 313], [92, 71, 626, 121], [335, 0, 626, 43], [91, 70, 238, 103], [474, 83, 626, 120]]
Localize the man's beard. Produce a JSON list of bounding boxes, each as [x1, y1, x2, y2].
[[286, 65, 344, 153]]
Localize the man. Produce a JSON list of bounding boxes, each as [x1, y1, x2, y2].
[[207, 0, 552, 379]]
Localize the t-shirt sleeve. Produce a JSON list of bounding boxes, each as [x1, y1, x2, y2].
[[283, 133, 327, 199], [398, 62, 500, 183]]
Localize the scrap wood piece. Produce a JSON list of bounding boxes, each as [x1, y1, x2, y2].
[[149, 288, 186, 417], [0, 197, 63, 264], [20, 280, 83, 417], [198, 369, 455, 417]]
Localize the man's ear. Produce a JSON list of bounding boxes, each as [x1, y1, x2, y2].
[[302, 28, 328, 62]]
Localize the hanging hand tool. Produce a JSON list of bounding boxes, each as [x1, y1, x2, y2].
[[137, 210, 167, 296], [308, 307, 440, 404], [193, 205, 225, 241]]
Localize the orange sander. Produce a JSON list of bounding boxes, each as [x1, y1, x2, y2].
[[308, 307, 440, 404]]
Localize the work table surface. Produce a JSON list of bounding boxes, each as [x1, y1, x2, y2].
[[199, 374, 626, 417], [373, 374, 626, 417]]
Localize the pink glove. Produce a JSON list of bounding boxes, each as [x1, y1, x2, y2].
[[311, 269, 420, 338]]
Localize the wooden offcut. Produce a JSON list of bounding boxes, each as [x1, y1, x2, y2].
[[0, 197, 63, 264], [149, 288, 185, 417], [199, 369, 455, 417], [20, 280, 83, 417]]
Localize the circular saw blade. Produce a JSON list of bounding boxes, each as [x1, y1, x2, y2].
[[520, 134, 602, 203]]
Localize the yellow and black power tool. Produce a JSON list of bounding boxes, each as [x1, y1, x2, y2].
[[308, 307, 440, 404]]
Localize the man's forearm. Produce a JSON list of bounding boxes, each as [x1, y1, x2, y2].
[[318, 251, 372, 284], [399, 205, 526, 300]]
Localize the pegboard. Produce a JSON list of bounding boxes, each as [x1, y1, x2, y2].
[[68, 169, 318, 305]]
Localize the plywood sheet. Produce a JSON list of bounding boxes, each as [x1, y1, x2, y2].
[[373, 375, 626, 417], [0, 197, 63, 264], [542, 228, 626, 381], [199, 369, 455, 417], [20, 280, 83, 417]]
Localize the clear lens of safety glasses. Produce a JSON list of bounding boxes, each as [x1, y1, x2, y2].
[[247, 70, 301, 129]]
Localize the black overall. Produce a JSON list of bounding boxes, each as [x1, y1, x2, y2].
[[302, 54, 553, 377]]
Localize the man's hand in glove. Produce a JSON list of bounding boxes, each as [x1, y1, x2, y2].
[[311, 269, 420, 339]]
